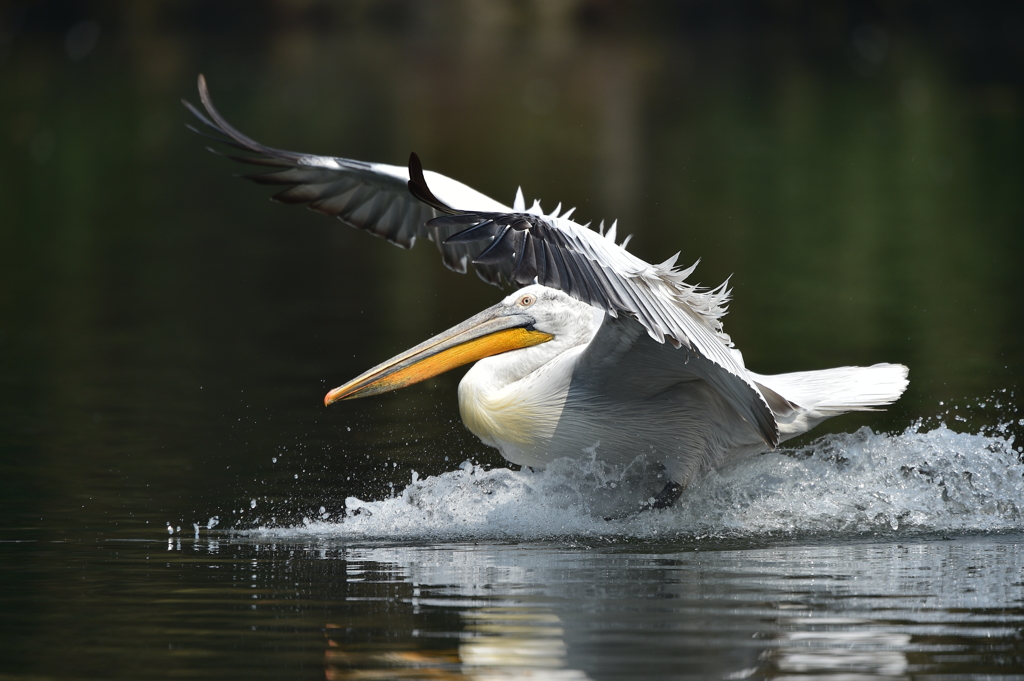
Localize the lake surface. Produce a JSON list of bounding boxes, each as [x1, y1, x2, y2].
[[4, 531, 1024, 680], [2, 3, 1024, 679]]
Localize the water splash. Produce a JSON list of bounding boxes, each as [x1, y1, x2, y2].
[[248, 421, 1024, 542]]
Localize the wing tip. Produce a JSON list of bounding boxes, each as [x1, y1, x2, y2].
[[407, 153, 457, 215]]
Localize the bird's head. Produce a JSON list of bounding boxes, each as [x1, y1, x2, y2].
[[324, 285, 599, 404]]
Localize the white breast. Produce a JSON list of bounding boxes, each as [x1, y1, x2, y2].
[[457, 344, 588, 468]]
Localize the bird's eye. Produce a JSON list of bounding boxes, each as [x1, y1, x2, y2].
[[517, 294, 536, 307]]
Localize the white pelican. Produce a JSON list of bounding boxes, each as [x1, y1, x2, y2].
[[186, 75, 909, 508]]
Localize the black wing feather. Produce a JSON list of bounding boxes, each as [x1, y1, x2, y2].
[[184, 74, 485, 256]]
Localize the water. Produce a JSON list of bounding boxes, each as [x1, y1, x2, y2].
[[5, 532, 1023, 679], [3, 3, 1024, 679]]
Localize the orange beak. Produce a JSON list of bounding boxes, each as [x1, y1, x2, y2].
[[324, 305, 553, 405]]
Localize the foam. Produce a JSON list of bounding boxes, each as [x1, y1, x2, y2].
[[247, 420, 1024, 542]]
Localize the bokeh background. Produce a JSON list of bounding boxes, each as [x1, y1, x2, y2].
[[1, 0, 1022, 534]]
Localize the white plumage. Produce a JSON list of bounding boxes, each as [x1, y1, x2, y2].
[[448, 286, 907, 490], [188, 75, 910, 507]]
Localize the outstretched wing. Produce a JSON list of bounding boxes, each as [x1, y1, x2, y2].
[[187, 75, 775, 444], [184, 74, 510, 280]]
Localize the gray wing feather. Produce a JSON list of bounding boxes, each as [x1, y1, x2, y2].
[[184, 75, 508, 274], [573, 314, 779, 449]]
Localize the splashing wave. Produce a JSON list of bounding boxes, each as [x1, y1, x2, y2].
[[250, 423, 1024, 541]]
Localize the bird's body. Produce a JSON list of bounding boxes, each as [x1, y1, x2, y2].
[[407, 284, 907, 490], [187, 75, 909, 505]]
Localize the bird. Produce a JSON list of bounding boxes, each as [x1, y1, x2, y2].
[[185, 75, 909, 509]]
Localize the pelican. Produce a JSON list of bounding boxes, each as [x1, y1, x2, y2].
[[186, 75, 908, 508]]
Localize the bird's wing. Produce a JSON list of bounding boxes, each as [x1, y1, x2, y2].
[[183, 75, 511, 280], [412, 168, 758, 428], [187, 76, 760, 431], [569, 314, 779, 448]]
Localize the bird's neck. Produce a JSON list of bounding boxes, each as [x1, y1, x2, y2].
[[457, 339, 588, 452]]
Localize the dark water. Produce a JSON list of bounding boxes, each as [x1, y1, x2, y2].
[[2, 2, 1024, 679], [4, 534, 1024, 680]]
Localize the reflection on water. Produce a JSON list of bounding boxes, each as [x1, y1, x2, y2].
[[324, 637, 463, 680], [460, 608, 587, 678], [305, 538, 1024, 680], [325, 607, 590, 680], [768, 620, 911, 678], [2, 529, 1023, 679]]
